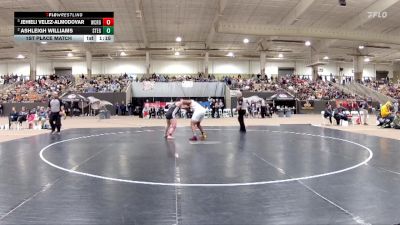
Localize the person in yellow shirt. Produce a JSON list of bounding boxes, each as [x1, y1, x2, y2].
[[379, 101, 394, 128], [381, 101, 392, 118]]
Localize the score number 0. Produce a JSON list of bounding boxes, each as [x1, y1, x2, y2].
[[102, 18, 114, 35], [103, 18, 114, 26]]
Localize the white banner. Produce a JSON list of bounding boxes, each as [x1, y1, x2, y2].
[[142, 81, 155, 91], [230, 90, 241, 97], [182, 80, 193, 88]]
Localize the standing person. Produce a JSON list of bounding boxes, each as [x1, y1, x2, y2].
[[181, 99, 207, 141], [251, 101, 257, 118], [260, 99, 266, 118], [210, 99, 216, 118], [219, 99, 224, 117], [393, 111, 400, 129], [127, 102, 133, 116], [237, 93, 247, 132], [164, 101, 182, 139], [120, 101, 126, 116], [359, 99, 369, 125], [0, 101, 3, 117], [114, 102, 119, 116], [216, 99, 221, 118], [48, 92, 65, 134], [9, 107, 19, 129], [324, 102, 333, 125]]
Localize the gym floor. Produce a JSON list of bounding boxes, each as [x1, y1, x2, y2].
[[0, 124, 399, 224]]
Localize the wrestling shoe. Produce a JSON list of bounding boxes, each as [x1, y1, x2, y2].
[[189, 136, 198, 141]]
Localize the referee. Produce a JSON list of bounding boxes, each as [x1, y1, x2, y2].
[[48, 92, 65, 134], [236, 92, 247, 132]]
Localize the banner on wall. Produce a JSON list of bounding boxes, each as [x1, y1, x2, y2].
[[128, 74, 137, 80], [300, 100, 315, 110], [182, 80, 193, 88], [132, 82, 225, 97], [230, 90, 242, 97], [335, 99, 358, 110], [142, 81, 155, 91], [144, 101, 167, 108]]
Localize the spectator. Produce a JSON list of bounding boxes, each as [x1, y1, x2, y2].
[[27, 109, 37, 129], [127, 102, 133, 116], [393, 111, 400, 129], [0, 74, 73, 103], [324, 103, 333, 124], [210, 99, 216, 118], [74, 74, 130, 93], [379, 101, 394, 128], [37, 106, 48, 129], [115, 102, 119, 115], [359, 99, 369, 125], [17, 106, 28, 125], [9, 107, 18, 129], [120, 101, 126, 116], [218, 99, 225, 118], [333, 104, 348, 125]]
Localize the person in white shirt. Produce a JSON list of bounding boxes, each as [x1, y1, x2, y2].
[[181, 99, 207, 141]]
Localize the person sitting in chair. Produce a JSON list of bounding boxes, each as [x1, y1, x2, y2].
[[37, 106, 48, 129], [333, 104, 348, 125], [27, 108, 37, 129], [9, 107, 19, 129], [17, 107, 28, 126]]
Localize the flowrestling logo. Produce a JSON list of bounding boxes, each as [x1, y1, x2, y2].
[[367, 11, 388, 19]]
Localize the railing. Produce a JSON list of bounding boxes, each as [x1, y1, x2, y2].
[[354, 83, 395, 104]]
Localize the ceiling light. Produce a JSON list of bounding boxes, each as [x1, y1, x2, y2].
[[243, 38, 249, 44], [16, 54, 25, 59], [120, 51, 127, 56], [174, 51, 180, 56], [227, 52, 234, 57], [364, 57, 370, 62], [176, 36, 182, 42], [40, 41, 47, 44], [323, 56, 329, 60], [359, 45, 365, 49], [305, 41, 311, 46], [67, 52, 73, 57], [278, 53, 283, 58]]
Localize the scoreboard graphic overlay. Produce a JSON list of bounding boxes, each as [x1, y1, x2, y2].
[[14, 12, 114, 42]]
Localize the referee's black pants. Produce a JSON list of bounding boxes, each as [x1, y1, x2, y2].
[[260, 106, 266, 118], [49, 112, 62, 132], [238, 109, 246, 132]]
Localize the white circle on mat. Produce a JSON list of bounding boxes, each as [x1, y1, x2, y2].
[[39, 129, 373, 187]]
